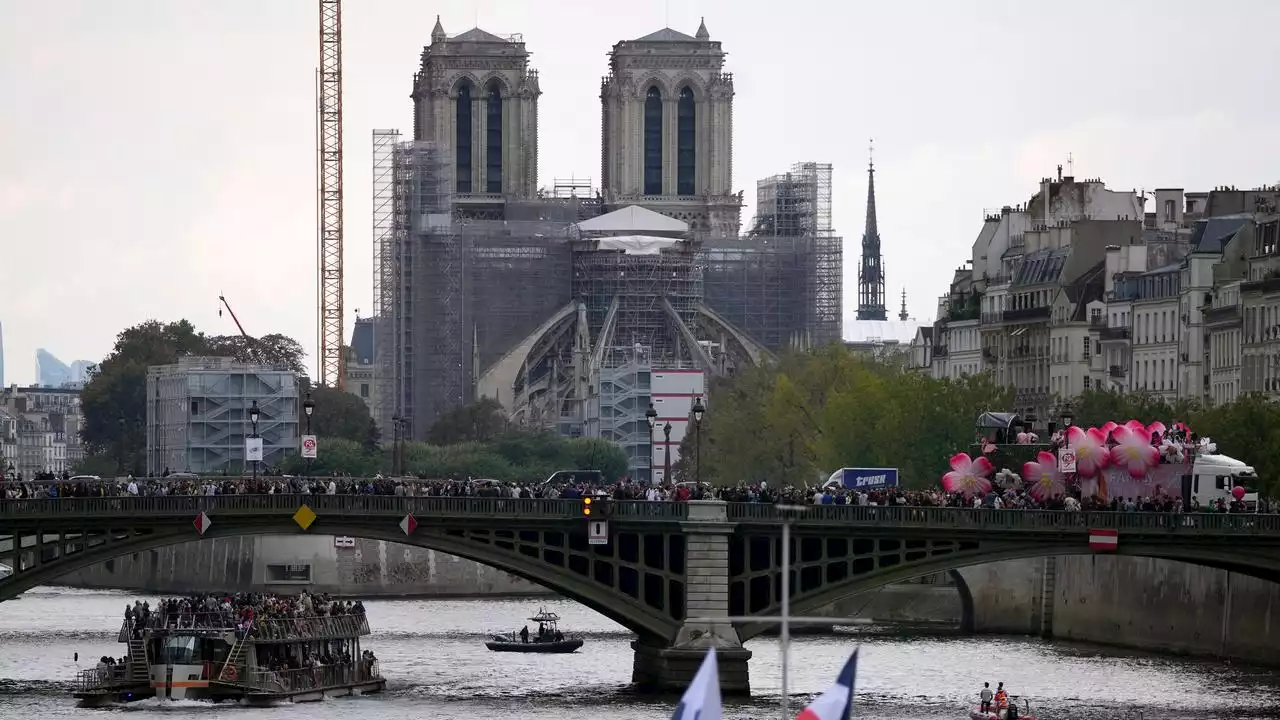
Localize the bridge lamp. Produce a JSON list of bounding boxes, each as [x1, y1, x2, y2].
[[249, 400, 260, 431], [691, 396, 705, 425], [582, 497, 593, 517], [691, 396, 706, 485], [1060, 405, 1075, 429], [646, 403, 658, 484]]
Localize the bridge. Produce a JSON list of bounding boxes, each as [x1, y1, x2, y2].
[[4, 495, 1280, 692]]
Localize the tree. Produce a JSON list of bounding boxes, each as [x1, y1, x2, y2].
[[206, 333, 306, 374], [277, 437, 381, 477], [306, 385, 378, 450], [426, 398, 509, 445]]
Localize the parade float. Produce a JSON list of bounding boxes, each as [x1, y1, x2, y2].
[[942, 415, 1259, 509]]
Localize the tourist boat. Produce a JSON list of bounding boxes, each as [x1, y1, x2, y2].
[[486, 609, 583, 653], [73, 604, 385, 706], [969, 699, 1037, 720]]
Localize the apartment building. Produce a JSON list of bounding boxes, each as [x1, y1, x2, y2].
[[0, 385, 84, 477]]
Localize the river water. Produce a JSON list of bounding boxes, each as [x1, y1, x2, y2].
[[2, 587, 1278, 720]]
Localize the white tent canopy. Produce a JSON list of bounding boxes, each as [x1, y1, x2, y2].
[[595, 235, 682, 255], [576, 205, 688, 234]]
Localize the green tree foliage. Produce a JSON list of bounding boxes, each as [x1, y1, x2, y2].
[[277, 437, 381, 477], [426, 398, 510, 445], [305, 385, 378, 450], [676, 347, 1013, 488], [79, 320, 307, 465]]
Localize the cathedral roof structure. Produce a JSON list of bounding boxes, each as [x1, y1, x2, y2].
[[577, 205, 689, 234], [452, 27, 509, 43], [633, 27, 700, 42]]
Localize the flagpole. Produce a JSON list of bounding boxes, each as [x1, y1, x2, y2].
[[777, 504, 808, 720]]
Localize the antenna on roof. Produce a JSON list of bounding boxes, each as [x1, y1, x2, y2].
[[664, 0, 670, 27], [868, 138, 875, 172], [1067, 152, 1075, 177]]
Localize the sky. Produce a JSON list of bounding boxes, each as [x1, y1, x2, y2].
[[2, 0, 1279, 384]]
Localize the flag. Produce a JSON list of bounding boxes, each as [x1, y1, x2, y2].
[[671, 647, 721, 720], [796, 650, 858, 720]]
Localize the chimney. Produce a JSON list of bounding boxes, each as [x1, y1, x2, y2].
[[1057, 165, 1063, 182]]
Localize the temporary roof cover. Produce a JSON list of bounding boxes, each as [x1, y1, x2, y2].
[[576, 205, 689, 234], [595, 236, 681, 255], [976, 412, 1021, 429]]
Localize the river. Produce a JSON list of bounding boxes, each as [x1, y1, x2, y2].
[[1, 587, 1278, 719]]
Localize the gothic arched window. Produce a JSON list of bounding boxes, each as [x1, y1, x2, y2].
[[643, 86, 663, 196], [455, 81, 473, 193], [486, 81, 503, 194], [676, 86, 696, 196]]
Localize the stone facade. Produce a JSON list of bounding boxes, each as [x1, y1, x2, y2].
[[599, 22, 741, 237], [410, 18, 540, 199]]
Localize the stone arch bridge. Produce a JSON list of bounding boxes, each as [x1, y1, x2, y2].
[[3, 496, 1279, 693]]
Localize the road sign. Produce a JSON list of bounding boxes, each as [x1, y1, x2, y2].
[[301, 435, 318, 459], [245, 437, 264, 462], [400, 513, 418, 536], [588, 520, 608, 545], [1089, 528, 1118, 552], [1057, 448, 1077, 473], [333, 536, 355, 548], [293, 504, 317, 531], [193, 512, 212, 536]]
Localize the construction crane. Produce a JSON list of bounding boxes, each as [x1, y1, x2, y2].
[[317, 0, 345, 389], [218, 294, 264, 364]]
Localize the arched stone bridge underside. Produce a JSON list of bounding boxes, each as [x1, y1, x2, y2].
[[4, 496, 1280, 691]]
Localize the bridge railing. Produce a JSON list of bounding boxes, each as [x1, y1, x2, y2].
[[0, 494, 689, 520], [123, 612, 370, 640], [727, 503, 1280, 533]]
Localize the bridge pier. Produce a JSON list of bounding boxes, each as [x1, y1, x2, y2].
[[631, 501, 752, 694]]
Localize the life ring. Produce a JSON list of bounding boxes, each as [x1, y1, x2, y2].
[[221, 665, 238, 682]]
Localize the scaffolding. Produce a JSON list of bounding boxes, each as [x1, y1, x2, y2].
[[371, 129, 399, 436], [751, 162, 833, 237]]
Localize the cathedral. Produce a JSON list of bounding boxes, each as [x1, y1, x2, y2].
[[380, 19, 841, 482]]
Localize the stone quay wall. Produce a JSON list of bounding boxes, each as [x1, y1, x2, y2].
[[53, 535, 552, 598]]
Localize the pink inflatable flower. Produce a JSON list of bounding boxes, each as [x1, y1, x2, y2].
[[1023, 451, 1066, 501], [1147, 421, 1167, 436], [1066, 426, 1110, 479], [1100, 421, 1118, 436], [1109, 423, 1159, 479], [941, 453, 994, 497]]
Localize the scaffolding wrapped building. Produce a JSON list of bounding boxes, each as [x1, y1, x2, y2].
[[145, 357, 300, 475]]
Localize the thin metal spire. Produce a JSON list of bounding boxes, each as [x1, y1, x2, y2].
[[857, 138, 887, 321]]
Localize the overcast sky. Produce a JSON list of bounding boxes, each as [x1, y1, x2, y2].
[[3, 0, 1278, 383]]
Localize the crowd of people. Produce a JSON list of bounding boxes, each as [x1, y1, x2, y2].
[[0, 471, 1270, 513], [127, 591, 367, 639]]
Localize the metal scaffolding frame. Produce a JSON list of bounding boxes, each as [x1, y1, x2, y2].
[[370, 129, 399, 435], [751, 162, 833, 237]]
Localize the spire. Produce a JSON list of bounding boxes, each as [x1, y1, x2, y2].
[[899, 288, 909, 321], [695, 17, 710, 40], [431, 15, 446, 43], [857, 139, 887, 321]]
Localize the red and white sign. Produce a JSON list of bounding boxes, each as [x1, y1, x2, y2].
[[1088, 528, 1118, 552], [1057, 448, 1077, 474], [301, 435, 318, 459], [193, 512, 213, 536], [400, 513, 417, 536]]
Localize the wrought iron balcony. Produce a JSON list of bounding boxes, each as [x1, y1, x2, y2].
[[1098, 326, 1131, 341], [1002, 306, 1050, 322], [1204, 305, 1242, 326], [1109, 365, 1126, 378]]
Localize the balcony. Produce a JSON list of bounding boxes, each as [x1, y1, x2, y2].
[[933, 345, 949, 357], [1109, 365, 1126, 378], [1002, 306, 1050, 322], [1241, 276, 1280, 294], [1204, 305, 1242, 327], [981, 312, 1004, 324], [1098, 326, 1131, 341]]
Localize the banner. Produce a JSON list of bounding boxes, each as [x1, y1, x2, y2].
[[830, 467, 900, 490], [301, 435, 318, 459], [245, 437, 264, 462]]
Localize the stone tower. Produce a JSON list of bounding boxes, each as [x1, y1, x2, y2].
[[599, 19, 741, 236], [857, 152, 887, 320], [410, 17, 541, 199]]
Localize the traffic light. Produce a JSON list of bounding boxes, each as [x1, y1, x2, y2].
[[582, 497, 593, 517]]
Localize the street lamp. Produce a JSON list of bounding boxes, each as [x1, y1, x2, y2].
[[134, 416, 143, 477], [1060, 403, 1075, 430], [302, 391, 315, 477], [691, 396, 705, 485], [645, 402, 658, 485], [391, 415, 401, 477], [249, 400, 260, 483], [662, 422, 672, 484], [116, 413, 125, 475]]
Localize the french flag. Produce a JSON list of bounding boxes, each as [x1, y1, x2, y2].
[[796, 650, 858, 720], [670, 648, 721, 720]]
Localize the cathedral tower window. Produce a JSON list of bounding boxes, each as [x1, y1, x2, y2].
[[485, 81, 503, 194], [455, 81, 473, 193], [643, 86, 663, 196], [676, 86, 696, 196]]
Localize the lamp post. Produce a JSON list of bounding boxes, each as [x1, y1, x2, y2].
[[116, 414, 125, 476], [391, 415, 401, 477], [134, 415, 143, 477], [249, 400, 260, 483], [662, 422, 672, 483], [645, 402, 658, 485], [302, 391, 315, 478], [691, 396, 705, 484], [1060, 403, 1075, 430]]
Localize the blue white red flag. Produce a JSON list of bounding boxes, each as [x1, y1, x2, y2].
[[670, 647, 721, 720], [796, 650, 858, 720]]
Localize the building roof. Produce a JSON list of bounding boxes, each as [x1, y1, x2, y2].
[[576, 205, 688, 234], [1140, 260, 1184, 276], [1191, 214, 1252, 254], [350, 319, 374, 365], [633, 27, 699, 42], [451, 27, 507, 43], [1013, 248, 1069, 287], [1065, 260, 1105, 322]]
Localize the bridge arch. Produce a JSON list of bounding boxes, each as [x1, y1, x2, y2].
[[0, 521, 686, 643], [733, 542, 1280, 642]]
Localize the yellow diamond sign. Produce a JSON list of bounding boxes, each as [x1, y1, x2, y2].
[[293, 504, 318, 531]]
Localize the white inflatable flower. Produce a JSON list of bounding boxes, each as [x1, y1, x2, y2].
[[994, 468, 1022, 489]]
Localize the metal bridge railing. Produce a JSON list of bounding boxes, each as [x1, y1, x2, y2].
[[0, 495, 690, 521], [726, 503, 1280, 533]]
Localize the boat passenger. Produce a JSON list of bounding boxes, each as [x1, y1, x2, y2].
[[979, 682, 993, 713], [520, 625, 530, 643], [994, 683, 1008, 710]]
